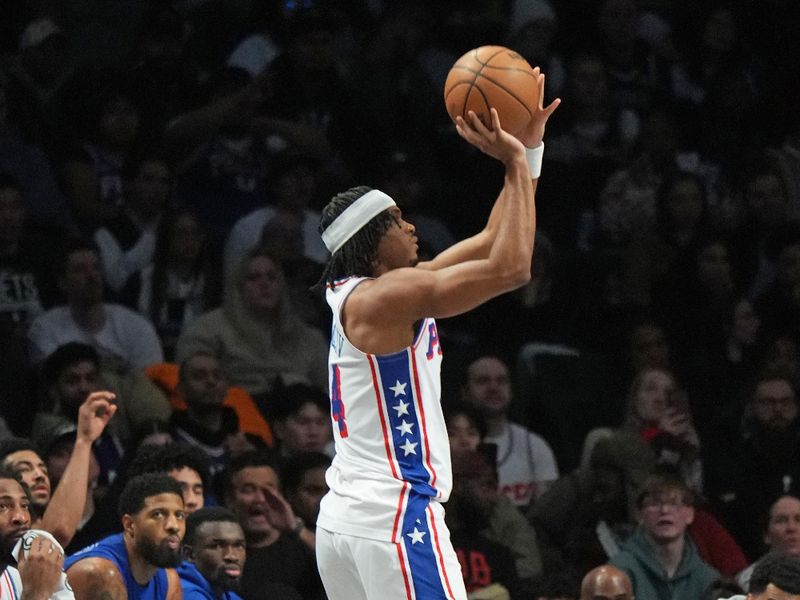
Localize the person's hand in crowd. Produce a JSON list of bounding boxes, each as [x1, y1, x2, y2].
[[77, 391, 118, 444]]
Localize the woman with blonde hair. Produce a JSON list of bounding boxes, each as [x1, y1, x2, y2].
[[175, 248, 327, 406]]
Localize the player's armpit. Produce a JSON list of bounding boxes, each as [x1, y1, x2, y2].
[[66, 559, 127, 600]]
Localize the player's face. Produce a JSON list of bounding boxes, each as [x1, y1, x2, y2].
[[374, 207, 418, 274], [227, 466, 280, 536], [446, 414, 482, 452], [0, 478, 31, 558], [766, 496, 800, 556], [189, 521, 246, 592], [169, 467, 204, 514], [129, 493, 185, 568], [4, 450, 50, 508], [287, 466, 328, 525], [464, 357, 511, 418], [749, 583, 800, 600], [277, 402, 331, 454], [634, 368, 674, 425]]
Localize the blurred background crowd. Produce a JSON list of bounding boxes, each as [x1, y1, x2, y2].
[[1, 0, 800, 598]]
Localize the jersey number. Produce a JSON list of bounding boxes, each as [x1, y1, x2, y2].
[[330, 364, 349, 437]]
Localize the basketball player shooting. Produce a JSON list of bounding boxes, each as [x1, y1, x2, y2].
[[314, 69, 559, 600]]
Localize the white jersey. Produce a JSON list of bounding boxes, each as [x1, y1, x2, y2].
[[318, 277, 451, 543]]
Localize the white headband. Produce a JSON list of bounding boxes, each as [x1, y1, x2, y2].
[[321, 189, 397, 254]]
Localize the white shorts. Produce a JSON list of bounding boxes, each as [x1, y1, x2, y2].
[[316, 504, 467, 600]]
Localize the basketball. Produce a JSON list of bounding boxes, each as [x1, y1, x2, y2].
[[444, 46, 539, 137]]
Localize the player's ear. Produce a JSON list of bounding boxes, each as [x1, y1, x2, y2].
[[182, 544, 194, 561], [122, 514, 134, 536]]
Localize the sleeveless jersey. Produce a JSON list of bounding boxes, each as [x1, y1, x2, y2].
[[317, 277, 451, 543], [64, 534, 170, 600]]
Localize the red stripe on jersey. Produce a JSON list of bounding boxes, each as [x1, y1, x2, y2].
[[395, 538, 414, 600], [367, 354, 400, 480], [410, 349, 437, 489], [391, 482, 409, 545], [427, 505, 457, 600]]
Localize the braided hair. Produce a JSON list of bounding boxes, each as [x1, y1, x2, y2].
[[315, 185, 398, 291]]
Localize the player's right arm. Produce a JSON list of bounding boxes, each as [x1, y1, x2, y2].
[[66, 559, 127, 600], [345, 111, 536, 353], [419, 71, 559, 272]]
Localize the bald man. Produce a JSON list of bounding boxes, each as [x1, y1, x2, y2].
[[580, 565, 634, 600]]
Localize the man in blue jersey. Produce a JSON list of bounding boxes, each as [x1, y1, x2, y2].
[[314, 69, 559, 599], [178, 507, 245, 600], [65, 473, 185, 600]]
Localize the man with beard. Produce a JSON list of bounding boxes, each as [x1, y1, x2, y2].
[[706, 372, 800, 558], [462, 355, 559, 507], [64, 473, 185, 600], [178, 507, 245, 600], [0, 467, 72, 600]]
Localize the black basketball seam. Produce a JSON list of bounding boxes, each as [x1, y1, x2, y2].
[[446, 48, 535, 125], [461, 47, 507, 121], [479, 70, 537, 121]]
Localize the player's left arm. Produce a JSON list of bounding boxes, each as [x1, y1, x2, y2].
[[419, 71, 558, 272]]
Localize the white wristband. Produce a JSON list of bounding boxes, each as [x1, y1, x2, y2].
[[525, 143, 544, 179]]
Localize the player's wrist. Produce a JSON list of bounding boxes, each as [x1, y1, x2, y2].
[[525, 143, 544, 179]]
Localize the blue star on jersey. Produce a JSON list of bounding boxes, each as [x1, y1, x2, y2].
[[374, 351, 436, 498]]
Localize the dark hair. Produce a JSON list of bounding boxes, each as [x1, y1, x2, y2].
[[118, 472, 183, 518], [0, 438, 43, 463], [41, 342, 100, 388], [703, 575, 744, 600], [221, 450, 280, 498], [281, 451, 331, 493], [127, 443, 211, 488], [183, 506, 240, 547], [0, 466, 32, 502], [315, 186, 398, 290], [177, 351, 221, 384], [268, 380, 328, 422], [443, 402, 489, 440], [146, 207, 221, 335], [57, 237, 100, 277], [750, 552, 800, 594]]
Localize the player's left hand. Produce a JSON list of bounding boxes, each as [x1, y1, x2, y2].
[[518, 71, 560, 148]]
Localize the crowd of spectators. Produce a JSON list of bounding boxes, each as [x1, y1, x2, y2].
[[2, 0, 800, 599]]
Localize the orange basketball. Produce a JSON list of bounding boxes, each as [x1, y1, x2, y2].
[[444, 46, 539, 137]]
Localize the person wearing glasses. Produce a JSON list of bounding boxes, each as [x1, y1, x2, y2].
[[611, 470, 718, 600]]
